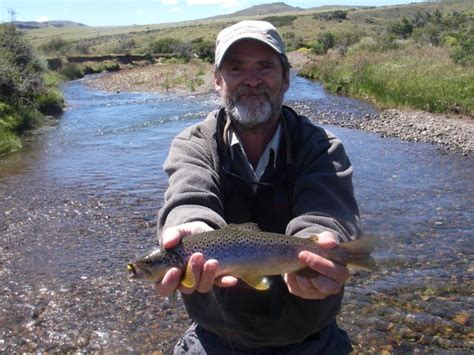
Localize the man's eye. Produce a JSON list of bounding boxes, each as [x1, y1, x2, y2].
[[260, 64, 275, 71]]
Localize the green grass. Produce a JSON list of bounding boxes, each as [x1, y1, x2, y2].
[[305, 44, 474, 114], [0, 128, 22, 155]]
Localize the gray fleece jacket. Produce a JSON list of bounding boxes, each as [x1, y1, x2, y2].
[[157, 106, 360, 348]]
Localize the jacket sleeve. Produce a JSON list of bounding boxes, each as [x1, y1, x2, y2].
[[286, 121, 360, 243], [157, 123, 226, 244]]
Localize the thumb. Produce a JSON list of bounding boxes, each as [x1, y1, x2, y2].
[[162, 221, 213, 249], [317, 231, 338, 250]]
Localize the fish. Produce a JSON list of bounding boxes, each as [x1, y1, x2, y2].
[[127, 223, 376, 291]]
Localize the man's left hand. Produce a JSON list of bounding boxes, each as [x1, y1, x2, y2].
[[284, 231, 350, 300]]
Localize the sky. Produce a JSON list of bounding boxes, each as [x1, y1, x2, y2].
[[2, 0, 429, 27]]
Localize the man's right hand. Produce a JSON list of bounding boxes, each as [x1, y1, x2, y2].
[[154, 221, 238, 297]]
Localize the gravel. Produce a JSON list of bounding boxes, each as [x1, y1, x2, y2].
[[291, 101, 473, 156]]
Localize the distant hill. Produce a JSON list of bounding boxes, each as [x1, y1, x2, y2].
[[208, 2, 302, 20], [12, 20, 87, 30]]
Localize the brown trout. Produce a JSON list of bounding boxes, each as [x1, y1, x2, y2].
[[127, 223, 376, 290]]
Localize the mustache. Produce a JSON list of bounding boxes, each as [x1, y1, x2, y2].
[[235, 85, 270, 98]]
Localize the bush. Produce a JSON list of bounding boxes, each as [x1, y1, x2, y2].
[[284, 32, 305, 52], [0, 103, 21, 131], [390, 17, 414, 39], [314, 10, 348, 21], [262, 15, 297, 27], [191, 38, 215, 63], [451, 30, 473, 65], [39, 38, 70, 55], [0, 24, 46, 106], [308, 41, 326, 55], [59, 62, 85, 80], [35, 89, 64, 115]]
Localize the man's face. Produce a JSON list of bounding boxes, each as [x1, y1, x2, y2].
[[214, 39, 289, 129]]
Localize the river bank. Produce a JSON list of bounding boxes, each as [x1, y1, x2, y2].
[[84, 54, 473, 156]]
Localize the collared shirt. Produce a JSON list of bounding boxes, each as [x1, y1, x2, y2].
[[228, 124, 282, 185]]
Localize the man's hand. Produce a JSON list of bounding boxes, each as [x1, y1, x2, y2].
[[154, 222, 238, 297], [284, 231, 350, 300]]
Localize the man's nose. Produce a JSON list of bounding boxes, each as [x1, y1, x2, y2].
[[241, 69, 263, 87]]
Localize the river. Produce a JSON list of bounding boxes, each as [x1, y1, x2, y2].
[[0, 75, 472, 353]]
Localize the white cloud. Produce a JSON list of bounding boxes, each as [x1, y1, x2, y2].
[[36, 16, 48, 22], [136, 9, 145, 15], [162, 0, 179, 5]]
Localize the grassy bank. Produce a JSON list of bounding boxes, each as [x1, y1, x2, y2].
[[300, 44, 474, 115], [0, 24, 65, 156]]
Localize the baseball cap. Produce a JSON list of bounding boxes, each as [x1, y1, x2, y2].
[[215, 20, 287, 68]]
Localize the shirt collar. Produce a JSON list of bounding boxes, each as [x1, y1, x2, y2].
[[228, 123, 282, 181]]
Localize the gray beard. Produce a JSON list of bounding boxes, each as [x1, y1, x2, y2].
[[224, 87, 284, 128], [227, 99, 273, 127]]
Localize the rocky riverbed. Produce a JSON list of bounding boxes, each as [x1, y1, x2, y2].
[[292, 101, 473, 156]]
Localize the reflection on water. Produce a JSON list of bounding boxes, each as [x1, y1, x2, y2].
[[0, 76, 472, 353]]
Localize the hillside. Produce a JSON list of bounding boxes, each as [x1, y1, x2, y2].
[[21, 0, 474, 58], [12, 20, 87, 30], [208, 1, 302, 19]]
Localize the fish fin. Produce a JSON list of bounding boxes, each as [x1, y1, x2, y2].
[[228, 223, 261, 232], [339, 236, 377, 255], [340, 236, 378, 271], [347, 256, 378, 271], [240, 274, 269, 291], [180, 262, 196, 289]]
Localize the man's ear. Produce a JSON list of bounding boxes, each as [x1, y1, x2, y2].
[[214, 70, 223, 92]]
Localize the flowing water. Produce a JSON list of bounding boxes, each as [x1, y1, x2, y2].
[[0, 75, 472, 353]]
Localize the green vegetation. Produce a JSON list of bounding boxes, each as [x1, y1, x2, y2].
[[314, 10, 348, 22], [262, 15, 297, 27], [147, 36, 214, 63], [302, 46, 473, 113], [0, 23, 64, 155], [2, 0, 469, 148], [299, 3, 474, 115]]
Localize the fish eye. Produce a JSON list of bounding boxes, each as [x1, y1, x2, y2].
[[143, 259, 152, 266]]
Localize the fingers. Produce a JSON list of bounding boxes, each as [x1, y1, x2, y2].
[[196, 259, 219, 293], [162, 221, 214, 249], [154, 267, 182, 297], [215, 275, 239, 288], [285, 272, 341, 300], [284, 230, 351, 300], [299, 251, 350, 284]]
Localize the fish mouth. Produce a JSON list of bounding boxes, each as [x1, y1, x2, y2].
[[127, 263, 138, 278]]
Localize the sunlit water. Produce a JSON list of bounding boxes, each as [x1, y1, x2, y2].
[[0, 74, 472, 353]]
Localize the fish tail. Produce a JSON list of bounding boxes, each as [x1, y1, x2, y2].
[[339, 236, 378, 271]]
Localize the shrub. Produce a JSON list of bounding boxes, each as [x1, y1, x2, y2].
[[191, 38, 215, 63], [262, 15, 297, 27], [59, 62, 85, 80], [390, 17, 414, 39], [39, 37, 71, 55], [0, 24, 46, 107], [314, 10, 348, 21], [309, 41, 325, 55], [451, 30, 474, 65], [0, 103, 21, 131], [35, 89, 64, 115]]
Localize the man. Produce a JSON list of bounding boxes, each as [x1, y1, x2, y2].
[[156, 20, 360, 354]]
